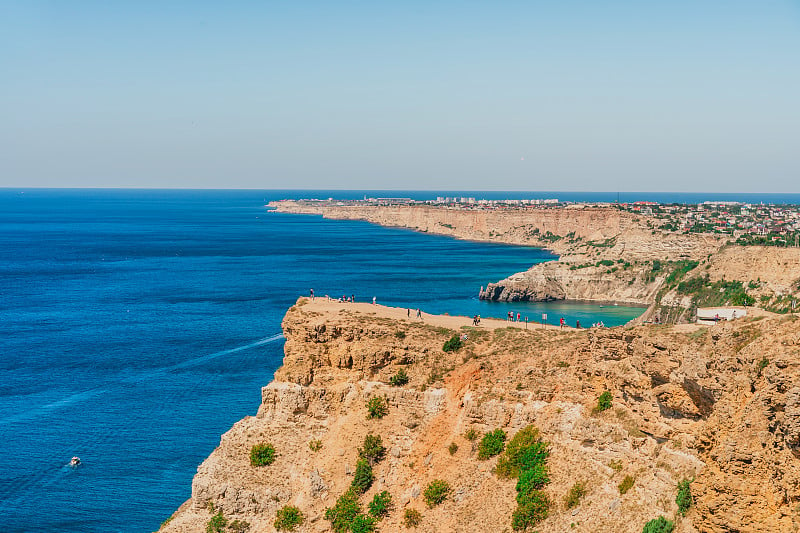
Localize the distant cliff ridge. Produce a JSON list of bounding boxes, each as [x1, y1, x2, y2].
[[161, 299, 800, 532]]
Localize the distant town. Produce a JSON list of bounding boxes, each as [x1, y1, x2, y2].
[[290, 196, 800, 247]]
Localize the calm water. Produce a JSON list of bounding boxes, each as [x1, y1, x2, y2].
[[0, 189, 642, 532]]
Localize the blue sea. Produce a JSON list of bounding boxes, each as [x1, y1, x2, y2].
[[0, 189, 653, 532]]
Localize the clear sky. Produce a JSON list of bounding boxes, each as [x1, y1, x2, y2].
[[1, 1, 799, 191]]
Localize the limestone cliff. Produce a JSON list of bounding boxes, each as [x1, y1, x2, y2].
[[161, 300, 800, 533]]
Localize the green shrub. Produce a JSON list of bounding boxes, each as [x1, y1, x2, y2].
[[516, 464, 550, 503], [403, 509, 423, 528], [351, 459, 374, 494], [359, 433, 386, 465], [350, 513, 377, 533], [642, 516, 675, 533], [390, 368, 410, 386], [511, 490, 550, 531], [229, 519, 250, 532], [249, 443, 276, 467], [274, 505, 304, 531], [477, 429, 506, 460], [325, 490, 361, 533], [395, 330, 406, 339], [563, 482, 586, 510], [309, 439, 323, 452], [595, 390, 613, 412], [619, 475, 635, 495], [464, 428, 480, 441], [366, 397, 389, 419], [442, 334, 463, 352], [423, 479, 451, 507], [676, 479, 692, 515], [368, 490, 392, 519], [206, 512, 227, 533], [496, 426, 547, 478], [448, 442, 458, 455]]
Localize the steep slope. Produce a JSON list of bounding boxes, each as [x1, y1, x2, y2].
[[161, 300, 800, 533]]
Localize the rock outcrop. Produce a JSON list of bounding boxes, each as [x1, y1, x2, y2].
[[161, 300, 800, 532]]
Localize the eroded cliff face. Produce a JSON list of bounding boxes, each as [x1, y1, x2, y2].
[[161, 300, 800, 533]]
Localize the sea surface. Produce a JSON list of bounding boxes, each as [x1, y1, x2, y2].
[[0, 189, 647, 532]]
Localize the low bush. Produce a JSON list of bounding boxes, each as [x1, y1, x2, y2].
[[358, 433, 386, 465], [351, 459, 375, 494], [274, 505, 304, 532], [308, 439, 322, 452], [464, 428, 480, 441], [249, 443, 276, 467], [325, 490, 361, 533], [676, 479, 692, 515], [563, 481, 586, 510], [595, 391, 613, 413], [448, 442, 458, 455], [394, 330, 406, 339], [442, 334, 463, 352], [368, 490, 392, 519], [516, 464, 550, 503], [511, 490, 550, 531], [206, 512, 227, 533], [423, 479, 451, 507], [642, 516, 675, 533], [496, 426, 548, 478], [390, 369, 410, 386], [350, 513, 377, 533], [619, 475, 635, 495], [228, 519, 250, 532], [403, 509, 422, 528], [477, 429, 507, 460], [366, 397, 389, 419]]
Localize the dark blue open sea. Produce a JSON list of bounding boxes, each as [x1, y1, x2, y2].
[[0, 189, 649, 532]]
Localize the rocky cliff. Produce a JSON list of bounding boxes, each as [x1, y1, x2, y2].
[[161, 300, 800, 533]]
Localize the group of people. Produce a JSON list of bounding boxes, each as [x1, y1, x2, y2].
[[472, 315, 481, 326], [407, 308, 423, 319], [506, 311, 524, 322], [310, 289, 375, 305]]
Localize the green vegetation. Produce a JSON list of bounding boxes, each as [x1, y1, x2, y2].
[[394, 330, 406, 339], [448, 442, 458, 455], [496, 426, 548, 479], [443, 334, 463, 352], [309, 439, 323, 452], [389, 368, 410, 386], [249, 443, 276, 467], [325, 490, 361, 533], [206, 512, 227, 533], [563, 482, 586, 510], [676, 479, 692, 516], [618, 475, 635, 495], [366, 397, 389, 419], [464, 428, 480, 441], [351, 459, 375, 494], [350, 513, 377, 533], [642, 516, 675, 533], [677, 275, 756, 307], [757, 357, 770, 377], [516, 465, 550, 503], [368, 491, 392, 519], [512, 491, 550, 531], [274, 505, 304, 532], [477, 429, 507, 459], [358, 433, 386, 465], [228, 519, 250, 532], [403, 509, 423, 528], [423, 479, 452, 507], [595, 390, 613, 413], [609, 460, 623, 472]]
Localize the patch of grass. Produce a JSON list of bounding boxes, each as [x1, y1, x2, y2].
[[389, 369, 410, 387], [757, 357, 769, 377], [676, 479, 692, 516], [464, 428, 480, 441], [394, 330, 406, 339], [423, 479, 451, 507], [350, 513, 377, 533], [309, 439, 323, 452], [358, 433, 386, 465], [249, 443, 276, 467], [563, 482, 586, 510], [618, 475, 635, 495], [403, 509, 422, 528], [594, 390, 613, 413], [448, 442, 458, 455], [206, 512, 227, 533], [477, 429, 507, 460], [228, 519, 250, 532], [351, 459, 375, 494], [274, 505, 304, 532], [642, 516, 674, 533], [368, 491, 392, 519], [556, 361, 570, 368], [366, 397, 389, 419], [443, 334, 463, 352]]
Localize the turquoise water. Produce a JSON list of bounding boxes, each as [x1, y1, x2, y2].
[[0, 189, 642, 532]]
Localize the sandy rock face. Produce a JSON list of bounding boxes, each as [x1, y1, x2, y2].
[[162, 301, 800, 533]]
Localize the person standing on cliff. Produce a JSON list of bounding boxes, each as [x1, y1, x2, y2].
[[407, 308, 411, 318], [310, 288, 314, 301], [559, 317, 565, 328], [373, 296, 376, 305], [416, 308, 422, 319]]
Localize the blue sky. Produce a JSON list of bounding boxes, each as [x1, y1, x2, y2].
[[1, 1, 799, 191]]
